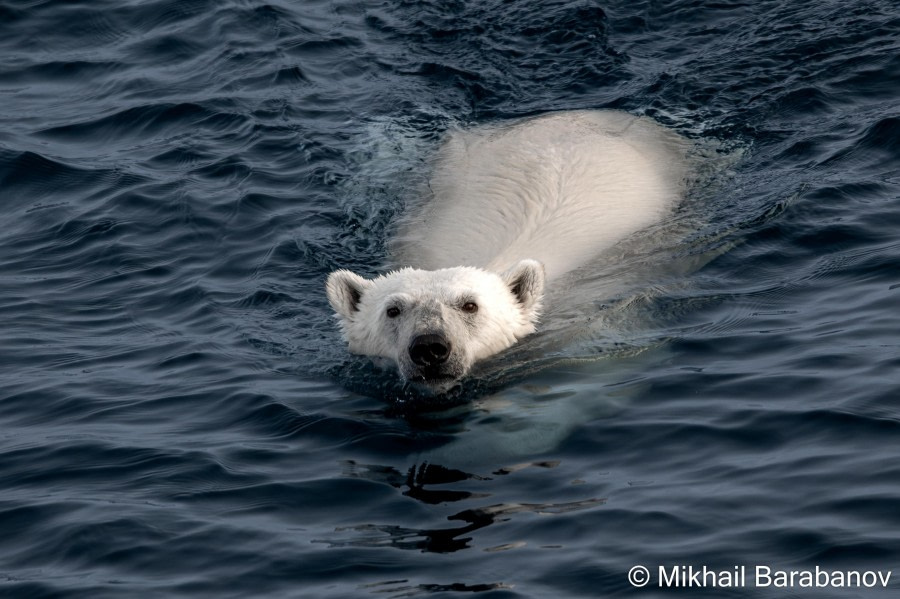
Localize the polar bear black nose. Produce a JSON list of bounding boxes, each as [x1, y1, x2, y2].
[[409, 334, 452, 367]]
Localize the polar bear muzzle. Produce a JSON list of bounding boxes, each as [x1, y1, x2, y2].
[[408, 333, 452, 369]]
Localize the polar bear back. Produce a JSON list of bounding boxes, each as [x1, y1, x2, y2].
[[392, 110, 690, 280]]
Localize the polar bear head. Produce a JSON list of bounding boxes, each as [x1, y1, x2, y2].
[[326, 260, 545, 394]]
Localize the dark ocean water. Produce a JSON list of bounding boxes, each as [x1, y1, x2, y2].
[[2, 0, 899, 597]]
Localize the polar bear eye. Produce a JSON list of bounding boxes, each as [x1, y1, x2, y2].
[[461, 301, 478, 314], [386, 306, 401, 318]]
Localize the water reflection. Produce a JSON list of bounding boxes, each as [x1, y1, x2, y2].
[[328, 460, 604, 554]]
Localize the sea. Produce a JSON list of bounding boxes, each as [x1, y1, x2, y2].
[[1, 1, 898, 597]]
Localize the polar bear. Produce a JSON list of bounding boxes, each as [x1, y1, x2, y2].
[[326, 110, 689, 394]]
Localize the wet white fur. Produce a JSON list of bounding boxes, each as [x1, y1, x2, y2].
[[327, 110, 688, 389], [393, 110, 688, 277]]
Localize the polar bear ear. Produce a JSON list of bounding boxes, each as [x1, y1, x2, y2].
[[326, 270, 372, 320], [502, 259, 545, 314]]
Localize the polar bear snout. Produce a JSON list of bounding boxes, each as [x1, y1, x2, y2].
[[402, 303, 463, 385], [403, 330, 467, 391], [408, 334, 452, 368]]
